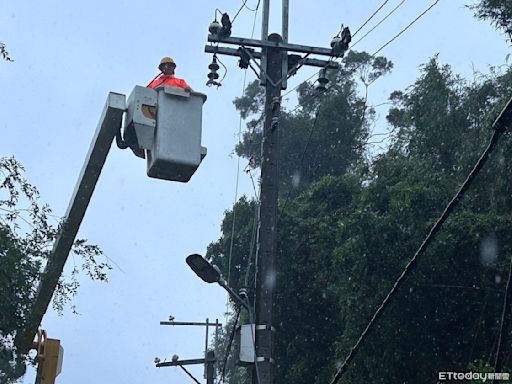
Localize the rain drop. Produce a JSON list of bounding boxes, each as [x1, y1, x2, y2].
[[480, 234, 498, 266]]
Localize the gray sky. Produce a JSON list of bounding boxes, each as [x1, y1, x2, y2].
[[1, 1, 510, 383]]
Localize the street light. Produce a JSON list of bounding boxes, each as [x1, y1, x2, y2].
[[186, 254, 250, 311], [187, 254, 260, 371]]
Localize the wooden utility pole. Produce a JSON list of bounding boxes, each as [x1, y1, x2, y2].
[[205, 2, 346, 383]]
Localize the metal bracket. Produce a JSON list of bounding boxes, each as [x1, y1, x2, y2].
[[241, 45, 279, 87], [255, 325, 276, 332], [239, 46, 261, 80], [256, 357, 276, 363]]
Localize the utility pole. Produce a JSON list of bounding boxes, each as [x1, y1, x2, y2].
[[251, 31, 282, 384], [156, 317, 222, 383], [205, 2, 348, 383]]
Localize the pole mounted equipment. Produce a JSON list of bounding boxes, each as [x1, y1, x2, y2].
[[206, 54, 222, 87], [316, 68, 329, 92], [330, 26, 351, 57], [209, 20, 222, 35], [220, 13, 232, 38], [238, 47, 254, 69]]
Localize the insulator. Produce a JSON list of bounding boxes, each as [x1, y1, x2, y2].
[[209, 20, 221, 35], [208, 61, 220, 71], [316, 69, 329, 92], [207, 55, 221, 85]]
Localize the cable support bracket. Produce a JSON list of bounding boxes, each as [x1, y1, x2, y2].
[[255, 324, 276, 332], [240, 45, 279, 87], [256, 357, 275, 363]]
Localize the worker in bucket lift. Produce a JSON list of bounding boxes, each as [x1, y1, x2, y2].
[[147, 57, 193, 92], [121, 57, 193, 158]]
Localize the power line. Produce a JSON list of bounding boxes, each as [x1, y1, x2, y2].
[[243, 0, 261, 12], [220, 7, 261, 383], [276, 79, 383, 226], [219, 305, 242, 384], [217, 55, 229, 86], [351, 0, 407, 48], [328, 96, 512, 384], [179, 365, 202, 384], [225, 0, 260, 303], [233, 0, 261, 24], [352, 0, 392, 37], [372, 0, 440, 56], [467, 292, 491, 365], [493, 252, 512, 375], [271, 0, 442, 194], [281, 0, 440, 110], [276, 96, 324, 226]]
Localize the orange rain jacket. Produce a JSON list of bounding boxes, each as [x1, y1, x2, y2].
[[147, 74, 192, 90]]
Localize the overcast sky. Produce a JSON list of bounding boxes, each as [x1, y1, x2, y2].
[[1, 0, 510, 383]]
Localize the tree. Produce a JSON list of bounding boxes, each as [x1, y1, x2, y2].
[[233, 50, 393, 198], [328, 56, 512, 383], [0, 43, 13, 62], [0, 157, 110, 383], [209, 51, 394, 384], [210, 51, 512, 383], [470, 0, 512, 42]]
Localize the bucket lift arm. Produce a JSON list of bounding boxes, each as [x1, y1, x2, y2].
[[15, 92, 126, 355]]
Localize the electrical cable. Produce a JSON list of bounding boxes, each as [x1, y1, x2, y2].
[[328, 97, 512, 384], [115, 125, 130, 149], [217, 55, 229, 86], [218, 0, 442, 378], [179, 365, 202, 384], [280, 58, 332, 101], [225, 78, 245, 293], [492, 252, 512, 375], [220, 3, 461, 381], [272, 0, 442, 221], [219, 305, 242, 383], [276, 94, 325, 226], [233, 0, 261, 24], [219, 7, 261, 384], [351, 0, 407, 48], [247, 302, 262, 384], [467, 292, 491, 366], [224, 0, 260, 304], [243, 0, 261, 12], [244, 196, 260, 288], [352, 0, 392, 37], [281, 0, 440, 112], [372, 0, 440, 57]]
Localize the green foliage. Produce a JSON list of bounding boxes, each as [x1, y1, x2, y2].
[[210, 47, 512, 383], [0, 157, 111, 383], [470, 0, 512, 42], [234, 50, 392, 199], [0, 43, 13, 62]]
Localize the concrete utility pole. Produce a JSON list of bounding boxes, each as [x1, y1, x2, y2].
[[205, 2, 345, 383], [254, 31, 282, 384]]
